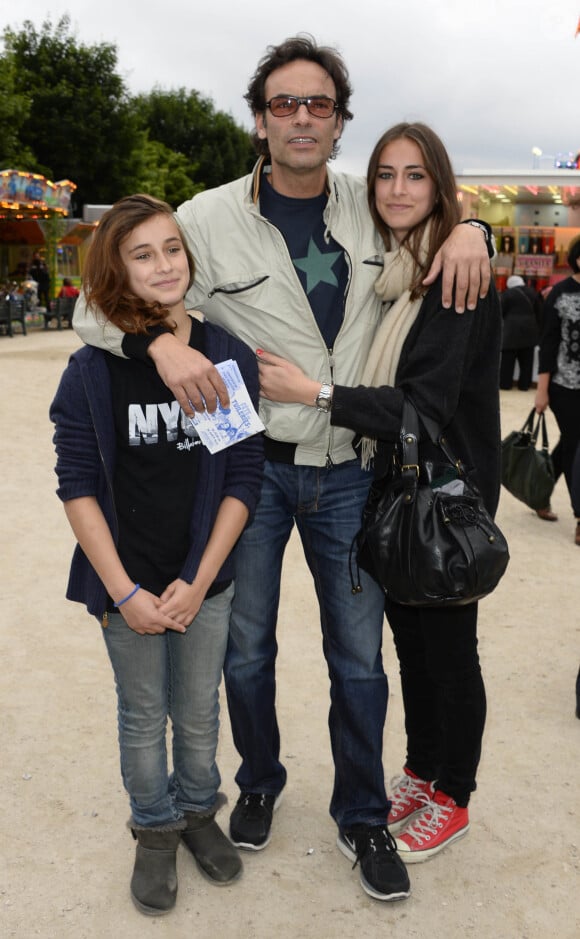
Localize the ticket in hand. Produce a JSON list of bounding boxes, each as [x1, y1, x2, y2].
[[187, 359, 265, 454]]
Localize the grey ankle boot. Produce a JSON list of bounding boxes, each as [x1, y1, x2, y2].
[[181, 812, 242, 885], [130, 827, 182, 915]]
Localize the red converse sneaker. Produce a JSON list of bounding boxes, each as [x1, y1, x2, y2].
[[387, 768, 435, 834], [395, 790, 469, 863]]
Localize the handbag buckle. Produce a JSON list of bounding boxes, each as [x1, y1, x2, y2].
[[401, 463, 419, 476]]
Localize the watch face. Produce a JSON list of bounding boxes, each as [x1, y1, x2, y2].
[[316, 383, 332, 411]]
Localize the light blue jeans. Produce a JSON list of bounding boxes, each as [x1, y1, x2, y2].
[[103, 584, 233, 827]]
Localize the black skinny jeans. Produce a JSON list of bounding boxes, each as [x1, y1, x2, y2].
[[384, 598, 486, 808], [549, 381, 580, 517]]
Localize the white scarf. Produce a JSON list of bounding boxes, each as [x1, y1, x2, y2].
[[360, 226, 430, 468]]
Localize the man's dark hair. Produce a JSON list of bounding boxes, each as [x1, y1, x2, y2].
[[244, 34, 353, 159]]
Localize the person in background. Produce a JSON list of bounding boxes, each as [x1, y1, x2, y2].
[[58, 277, 80, 299], [50, 195, 263, 916], [258, 121, 501, 865], [499, 274, 542, 392], [535, 238, 580, 546], [28, 252, 51, 308], [72, 36, 493, 903], [499, 272, 558, 522]]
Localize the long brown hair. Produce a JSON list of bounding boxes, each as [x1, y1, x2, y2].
[[83, 194, 195, 334], [367, 123, 461, 299]]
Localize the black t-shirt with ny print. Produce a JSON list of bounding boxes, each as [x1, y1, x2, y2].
[[106, 317, 204, 601]]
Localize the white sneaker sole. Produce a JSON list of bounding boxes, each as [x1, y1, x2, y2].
[[396, 822, 469, 863], [230, 792, 283, 852], [336, 833, 411, 902]]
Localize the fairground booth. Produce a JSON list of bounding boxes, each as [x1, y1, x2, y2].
[[0, 169, 95, 306], [456, 166, 580, 293]]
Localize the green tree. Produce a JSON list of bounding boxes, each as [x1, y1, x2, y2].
[[133, 87, 256, 191], [0, 53, 35, 167], [2, 16, 144, 209], [0, 17, 256, 212], [131, 136, 205, 209]]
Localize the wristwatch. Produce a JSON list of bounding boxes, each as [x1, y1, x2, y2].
[[315, 382, 333, 412], [461, 219, 496, 259]]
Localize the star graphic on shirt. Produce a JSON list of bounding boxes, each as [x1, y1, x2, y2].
[[293, 238, 341, 294]]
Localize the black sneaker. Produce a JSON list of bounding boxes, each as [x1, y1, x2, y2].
[[229, 792, 282, 851], [338, 825, 411, 901]]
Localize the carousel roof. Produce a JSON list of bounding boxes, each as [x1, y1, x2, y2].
[[0, 219, 46, 244], [0, 169, 76, 219]]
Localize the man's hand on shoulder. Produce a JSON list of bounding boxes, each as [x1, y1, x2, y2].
[[148, 333, 229, 414], [423, 221, 492, 313]]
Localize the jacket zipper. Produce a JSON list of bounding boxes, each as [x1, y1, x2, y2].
[[325, 350, 335, 467], [208, 275, 269, 298]]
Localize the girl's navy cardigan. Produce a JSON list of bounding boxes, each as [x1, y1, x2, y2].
[[50, 322, 264, 620]]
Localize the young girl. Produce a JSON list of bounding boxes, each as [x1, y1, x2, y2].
[[257, 123, 502, 865], [50, 195, 263, 915]]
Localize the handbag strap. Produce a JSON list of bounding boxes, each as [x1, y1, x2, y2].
[[521, 408, 536, 434], [399, 399, 467, 505], [535, 411, 550, 452], [399, 400, 421, 503], [401, 398, 467, 480], [522, 407, 550, 452]]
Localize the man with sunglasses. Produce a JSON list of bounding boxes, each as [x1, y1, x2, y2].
[[74, 35, 492, 903]]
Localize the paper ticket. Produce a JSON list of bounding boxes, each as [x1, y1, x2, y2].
[[187, 359, 264, 454]]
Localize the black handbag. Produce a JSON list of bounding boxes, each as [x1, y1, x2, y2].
[[501, 408, 555, 510], [356, 400, 510, 607]]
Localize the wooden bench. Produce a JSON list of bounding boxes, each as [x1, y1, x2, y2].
[[0, 299, 27, 337], [44, 296, 76, 329]]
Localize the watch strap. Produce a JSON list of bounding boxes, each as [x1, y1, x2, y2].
[[315, 382, 333, 412], [460, 218, 496, 259]]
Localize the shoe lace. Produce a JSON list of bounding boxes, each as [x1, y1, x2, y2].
[[404, 796, 452, 841], [389, 773, 427, 809], [349, 826, 398, 871], [239, 793, 271, 818]]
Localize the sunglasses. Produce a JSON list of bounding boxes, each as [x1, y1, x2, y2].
[[265, 96, 338, 119]]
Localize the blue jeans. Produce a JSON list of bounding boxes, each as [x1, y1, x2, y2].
[[103, 584, 233, 827], [224, 458, 389, 830]]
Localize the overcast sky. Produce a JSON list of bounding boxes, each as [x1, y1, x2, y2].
[[1, 1, 578, 178]]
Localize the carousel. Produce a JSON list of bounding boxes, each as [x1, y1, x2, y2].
[[0, 170, 94, 311], [0, 170, 97, 333]]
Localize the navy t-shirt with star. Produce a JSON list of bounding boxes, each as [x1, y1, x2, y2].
[[259, 178, 348, 350]]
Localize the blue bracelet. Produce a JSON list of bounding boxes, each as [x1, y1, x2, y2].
[[114, 584, 141, 608]]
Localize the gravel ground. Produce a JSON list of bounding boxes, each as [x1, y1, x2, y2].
[[1, 326, 578, 939]]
